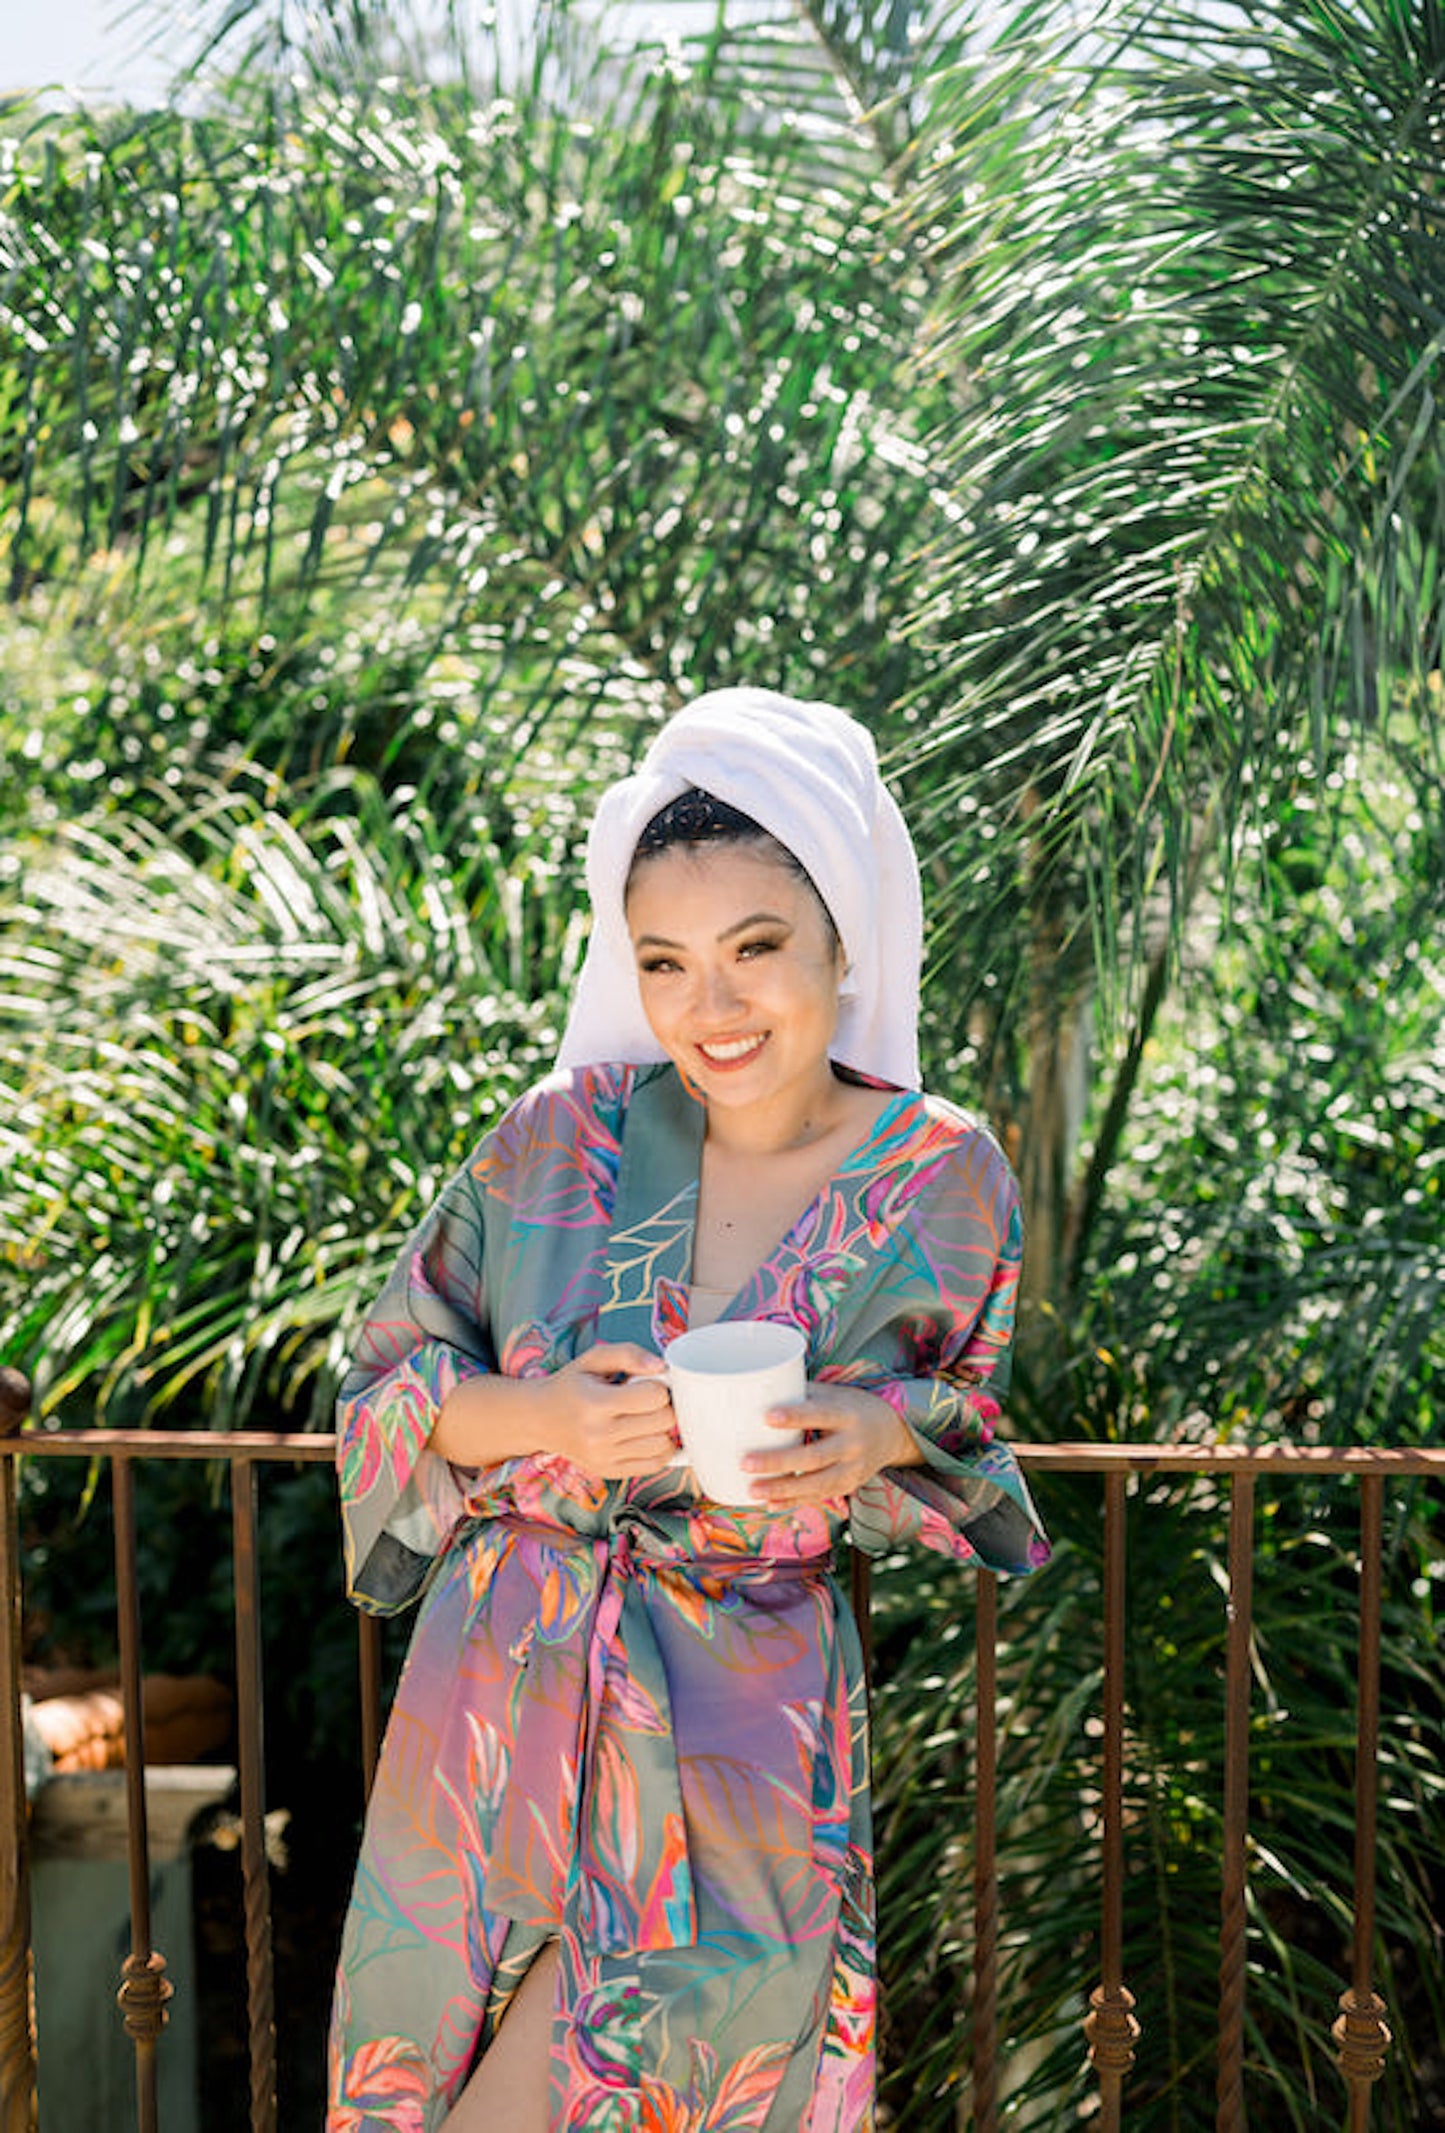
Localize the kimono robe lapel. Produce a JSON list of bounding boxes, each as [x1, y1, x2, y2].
[[489, 1068, 709, 1959], [594, 1064, 705, 1349]]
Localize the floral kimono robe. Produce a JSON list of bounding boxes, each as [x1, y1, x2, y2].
[[327, 1061, 1048, 2132]]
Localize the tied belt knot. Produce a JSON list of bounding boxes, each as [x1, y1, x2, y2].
[[482, 1513, 832, 1956]]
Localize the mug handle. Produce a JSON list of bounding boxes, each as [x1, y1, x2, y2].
[[660, 1367, 689, 1466]]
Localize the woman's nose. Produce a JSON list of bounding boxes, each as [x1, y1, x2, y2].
[[694, 964, 742, 1017]]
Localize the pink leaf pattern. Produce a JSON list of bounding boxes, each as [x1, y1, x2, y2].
[[330, 2036, 433, 2130], [640, 2036, 796, 2131]]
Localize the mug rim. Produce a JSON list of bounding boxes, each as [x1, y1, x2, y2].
[[664, 1318, 806, 1377]]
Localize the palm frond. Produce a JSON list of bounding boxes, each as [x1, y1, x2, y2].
[[898, 0, 1445, 1022], [0, 763, 581, 1426]]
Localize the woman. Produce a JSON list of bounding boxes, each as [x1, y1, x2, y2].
[[327, 688, 1048, 2132]]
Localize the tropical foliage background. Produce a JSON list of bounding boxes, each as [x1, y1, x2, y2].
[[2, 0, 1443, 2124]]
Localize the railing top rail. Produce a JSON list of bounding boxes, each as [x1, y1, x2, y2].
[[0, 1429, 1441, 1475], [1017, 1442, 1445, 1476], [0, 1428, 338, 1463]]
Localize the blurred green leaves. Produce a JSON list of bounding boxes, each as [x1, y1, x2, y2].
[[1, 762, 576, 1423], [1, 32, 937, 695], [1077, 715, 1445, 1449]]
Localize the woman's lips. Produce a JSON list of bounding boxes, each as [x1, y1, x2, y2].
[[695, 1033, 768, 1071]]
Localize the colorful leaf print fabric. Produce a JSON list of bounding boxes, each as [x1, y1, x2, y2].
[[328, 1063, 1048, 2131]]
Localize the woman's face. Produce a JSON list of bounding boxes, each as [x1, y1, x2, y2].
[[626, 842, 846, 1128]]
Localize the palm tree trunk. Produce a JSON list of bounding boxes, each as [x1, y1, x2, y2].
[[1015, 871, 1091, 1369]]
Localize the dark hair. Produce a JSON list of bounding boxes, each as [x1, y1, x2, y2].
[[631, 787, 768, 859], [626, 787, 839, 944]]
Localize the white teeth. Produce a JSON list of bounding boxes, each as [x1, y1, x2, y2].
[[699, 1035, 764, 1062]]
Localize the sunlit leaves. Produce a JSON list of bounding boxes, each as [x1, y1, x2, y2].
[[1, 20, 938, 703], [0, 766, 576, 1426], [1080, 722, 1445, 1447], [897, 0, 1445, 1043]]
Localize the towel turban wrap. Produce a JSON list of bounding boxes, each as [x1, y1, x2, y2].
[[556, 687, 923, 1090]]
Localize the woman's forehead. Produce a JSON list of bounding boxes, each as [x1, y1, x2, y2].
[[625, 841, 815, 925]]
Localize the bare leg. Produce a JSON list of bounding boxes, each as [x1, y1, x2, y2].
[[439, 1941, 560, 2133]]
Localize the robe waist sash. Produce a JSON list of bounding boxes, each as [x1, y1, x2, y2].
[[478, 1511, 836, 1956]]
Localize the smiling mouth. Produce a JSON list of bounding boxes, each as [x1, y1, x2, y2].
[[696, 1033, 768, 1068]]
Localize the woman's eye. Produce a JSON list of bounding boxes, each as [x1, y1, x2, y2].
[[737, 938, 779, 959], [639, 955, 679, 975]]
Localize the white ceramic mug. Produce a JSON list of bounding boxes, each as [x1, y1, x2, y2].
[[664, 1320, 808, 1505]]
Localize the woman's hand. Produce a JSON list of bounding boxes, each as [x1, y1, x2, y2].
[[741, 1382, 923, 1507], [536, 1342, 678, 1483]]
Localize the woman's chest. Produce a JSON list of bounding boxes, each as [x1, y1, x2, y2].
[[691, 1142, 851, 1294]]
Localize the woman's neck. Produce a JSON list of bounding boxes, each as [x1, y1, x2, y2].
[[699, 1066, 856, 1160]]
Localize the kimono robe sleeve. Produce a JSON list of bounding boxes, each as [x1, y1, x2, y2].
[[335, 1152, 498, 1614], [833, 1114, 1048, 1576], [335, 1066, 630, 1614]]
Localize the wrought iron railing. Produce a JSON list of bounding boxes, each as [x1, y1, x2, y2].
[[0, 1367, 1441, 2132]]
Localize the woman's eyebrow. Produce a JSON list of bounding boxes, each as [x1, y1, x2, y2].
[[634, 911, 792, 952], [720, 910, 791, 940]]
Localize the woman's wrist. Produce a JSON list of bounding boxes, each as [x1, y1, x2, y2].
[[868, 1390, 924, 1472]]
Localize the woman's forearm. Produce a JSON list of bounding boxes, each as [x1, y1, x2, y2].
[[428, 1370, 560, 1467]]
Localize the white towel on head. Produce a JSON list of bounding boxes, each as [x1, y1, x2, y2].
[[556, 687, 923, 1088]]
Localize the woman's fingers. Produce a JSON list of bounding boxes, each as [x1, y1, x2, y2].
[[743, 1391, 895, 1502], [558, 1359, 679, 1478], [557, 1347, 673, 1438], [609, 1448, 683, 1478], [744, 1413, 843, 1501], [745, 1404, 829, 1474], [575, 1340, 668, 1378], [567, 1345, 672, 1414], [610, 1376, 671, 1413]]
